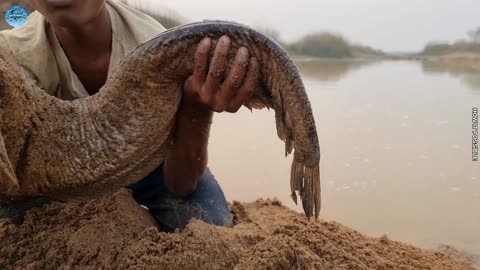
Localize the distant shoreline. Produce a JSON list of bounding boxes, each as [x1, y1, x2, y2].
[[420, 53, 480, 71], [293, 52, 480, 69]]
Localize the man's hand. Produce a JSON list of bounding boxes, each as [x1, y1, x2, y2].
[[163, 35, 259, 197], [183, 35, 259, 113]]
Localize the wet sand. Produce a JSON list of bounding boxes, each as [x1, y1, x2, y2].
[[0, 189, 475, 270]]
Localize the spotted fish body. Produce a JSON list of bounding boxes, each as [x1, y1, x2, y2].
[[0, 21, 321, 219]]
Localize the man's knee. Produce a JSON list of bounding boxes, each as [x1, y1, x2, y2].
[[130, 167, 233, 232]]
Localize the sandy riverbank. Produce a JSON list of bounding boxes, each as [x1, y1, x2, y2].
[[423, 53, 480, 71], [0, 189, 476, 269]]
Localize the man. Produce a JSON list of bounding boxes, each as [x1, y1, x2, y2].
[[0, 0, 258, 231]]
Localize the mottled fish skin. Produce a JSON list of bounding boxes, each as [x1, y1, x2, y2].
[[0, 21, 321, 219]]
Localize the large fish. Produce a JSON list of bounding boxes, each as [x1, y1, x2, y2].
[[0, 21, 321, 220]]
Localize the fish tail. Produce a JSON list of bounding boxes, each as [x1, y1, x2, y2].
[[290, 152, 304, 205], [291, 151, 321, 221]]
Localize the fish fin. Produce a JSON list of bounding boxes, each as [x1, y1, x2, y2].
[[274, 106, 294, 157], [312, 164, 321, 220], [284, 112, 294, 156], [274, 109, 288, 155], [302, 167, 313, 221], [275, 115, 287, 141], [290, 151, 305, 205], [245, 85, 274, 110], [291, 151, 321, 221]]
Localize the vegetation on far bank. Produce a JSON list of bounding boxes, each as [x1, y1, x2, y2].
[[286, 32, 385, 59], [421, 41, 480, 56], [256, 27, 385, 59], [259, 25, 480, 60], [420, 27, 480, 56]]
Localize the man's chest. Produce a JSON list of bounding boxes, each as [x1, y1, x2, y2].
[[68, 52, 111, 96]]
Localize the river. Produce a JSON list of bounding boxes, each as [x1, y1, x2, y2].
[[209, 58, 480, 255]]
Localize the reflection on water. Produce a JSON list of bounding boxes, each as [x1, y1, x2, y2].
[[294, 58, 377, 81], [421, 60, 480, 91], [208, 59, 480, 256]]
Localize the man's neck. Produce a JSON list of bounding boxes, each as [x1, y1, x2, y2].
[[52, 6, 112, 60]]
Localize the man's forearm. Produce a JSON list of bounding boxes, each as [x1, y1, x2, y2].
[[163, 35, 256, 197], [163, 97, 213, 197]]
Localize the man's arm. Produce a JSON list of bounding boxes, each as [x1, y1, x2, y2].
[[163, 98, 212, 197], [163, 36, 259, 197]]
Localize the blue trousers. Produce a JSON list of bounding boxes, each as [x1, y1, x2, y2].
[[127, 164, 233, 232]]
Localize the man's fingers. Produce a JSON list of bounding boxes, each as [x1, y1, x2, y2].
[[203, 35, 230, 103], [217, 47, 249, 105], [193, 37, 211, 82], [227, 57, 259, 113], [188, 36, 258, 113]]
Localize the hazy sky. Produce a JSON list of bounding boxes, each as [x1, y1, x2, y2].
[[151, 0, 479, 52]]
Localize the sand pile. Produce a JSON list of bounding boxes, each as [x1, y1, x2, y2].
[[0, 189, 475, 270]]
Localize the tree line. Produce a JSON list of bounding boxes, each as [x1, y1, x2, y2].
[[421, 27, 480, 56]]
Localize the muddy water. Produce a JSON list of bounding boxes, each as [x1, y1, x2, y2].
[[209, 59, 480, 255]]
